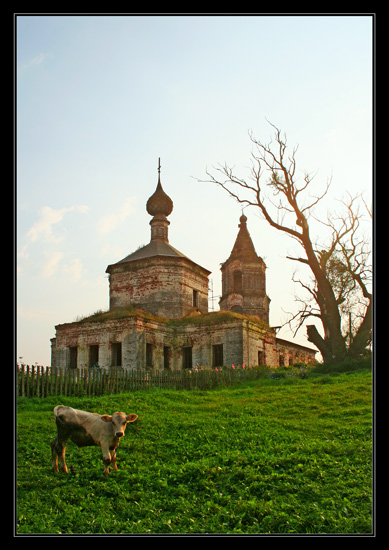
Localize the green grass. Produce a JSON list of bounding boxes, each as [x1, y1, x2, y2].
[[16, 370, 373, 534]]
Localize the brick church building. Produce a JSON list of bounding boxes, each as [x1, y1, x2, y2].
[[51, 163, 316, 370]]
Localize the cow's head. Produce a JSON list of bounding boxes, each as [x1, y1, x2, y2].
[[101, 412, 138, 438]]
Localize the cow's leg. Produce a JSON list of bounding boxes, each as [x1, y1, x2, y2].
[[51, 436, 68, 473], [110, 449, 118, 471], [58, 440, 68, 473], [51, 437, 59, 472], [52, 420, 70, 473], [101, 444, 111, 477]]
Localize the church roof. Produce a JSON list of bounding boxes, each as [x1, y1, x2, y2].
[[224, 214, 262, 265], [117, 240, 189, 263], [106, 240, 211, 274]]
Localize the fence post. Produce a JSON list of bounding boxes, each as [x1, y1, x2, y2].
[[44, 367, 49, 397], [41, 366, 45, 397], [34, 366, 38, 397], [31, 366, 36, 398], [25, 365, 29, 398], [20, 365, 24, 397], [90, 368, 93, 396], [89, 368, 93, 397], [49, 366, 54, 396], [58, 368, 62, 395], [38, 366, 42, 397]]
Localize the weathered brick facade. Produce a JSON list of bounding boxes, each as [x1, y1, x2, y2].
[[51, 164, 316, 369], [106, 255, 209, 318], [52, 311, 279, 370]]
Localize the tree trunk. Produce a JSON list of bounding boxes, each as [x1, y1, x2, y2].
[[348, 301, 372, 358], [302, 230, 348, 363]]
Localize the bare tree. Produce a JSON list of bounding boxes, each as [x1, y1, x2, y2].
[[201, 122, 372, 363]]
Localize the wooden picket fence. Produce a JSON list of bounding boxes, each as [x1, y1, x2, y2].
[[16, 364, 269, 398]]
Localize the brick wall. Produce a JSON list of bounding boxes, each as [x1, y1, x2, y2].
[[108, 257, 209, 319]]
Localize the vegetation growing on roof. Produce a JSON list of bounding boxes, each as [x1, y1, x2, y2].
[[169, 310, 270, 329], [69, 307, 271, 329], [71, 306, 169, 325]]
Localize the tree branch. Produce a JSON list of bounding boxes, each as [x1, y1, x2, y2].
[[199, 121, 372, 362]]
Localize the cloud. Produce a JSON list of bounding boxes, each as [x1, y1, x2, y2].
[[62, 258, 84, 282], [42, 251, 63, 278], [23, 52, 54, 68], [97, 196, 135, 235], [41, 253, 84, 282], [17, 245, 29, 276], [27, 205, 89, 244]]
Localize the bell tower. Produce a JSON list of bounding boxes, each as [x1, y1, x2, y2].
[[219, 214, 270, 324]]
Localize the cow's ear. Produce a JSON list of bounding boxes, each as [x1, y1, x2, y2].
[[101, 415, 112, 423], [126, 414, 138, 423]]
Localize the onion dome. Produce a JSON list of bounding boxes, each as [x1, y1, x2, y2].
[[146, 181, 173, 217], [146, 159, 173, 218]]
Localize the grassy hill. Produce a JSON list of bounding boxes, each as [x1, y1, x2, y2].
[[16, 370, 372, 534]]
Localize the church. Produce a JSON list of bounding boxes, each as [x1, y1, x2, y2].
[[51, 162, 316, 370]]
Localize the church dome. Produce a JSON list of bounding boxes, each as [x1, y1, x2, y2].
[[146, 179, 173, 218]]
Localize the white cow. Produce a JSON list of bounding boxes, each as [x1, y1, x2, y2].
[[51, 405, 138, 476]]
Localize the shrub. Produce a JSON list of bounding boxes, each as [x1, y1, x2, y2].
[[311, 355, 372, 376]]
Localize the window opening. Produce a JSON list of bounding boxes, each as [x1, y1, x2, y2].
[[163, 346, 171, 370], [146, 343, 153, 368], [212, 344, 224, 367], [68, 346, 78, 369], [89, 345, 99, 368], [183, 346, 192, 369], [193, 289, 199, 308], [233, 271, 242, 292], [111, 342, 122, 367]]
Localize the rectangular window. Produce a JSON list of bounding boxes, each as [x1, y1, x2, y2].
[[182, 346, 192, 369], [212, 344, 224, 367], [193, 289, 199, 308], [89, 345, 99, 368], [164, 346, 170, 370], [146, 343, 153, 368], [111, 342, 122, 367], [258, 350, 265, 366], [68, 346, 78, 369]]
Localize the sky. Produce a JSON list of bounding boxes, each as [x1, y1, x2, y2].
[[16, 14, 373, 366]]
